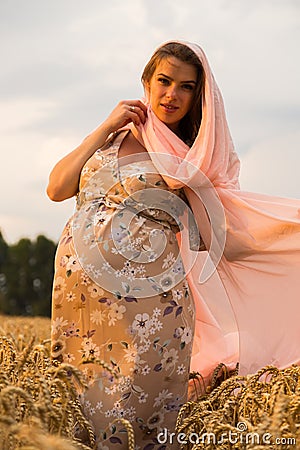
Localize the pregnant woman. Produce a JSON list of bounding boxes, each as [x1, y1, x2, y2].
[[48, 41, 203, 449], [47, 40, 300, 449]]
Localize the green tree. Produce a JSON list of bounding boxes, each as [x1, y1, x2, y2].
[[5, 238, 35, 315], [0, 233, 57, 316], [0, 231, 9, 311], [30, 235, 57, 316]]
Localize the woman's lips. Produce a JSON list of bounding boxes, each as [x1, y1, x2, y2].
[[160, 103, 179, 113]]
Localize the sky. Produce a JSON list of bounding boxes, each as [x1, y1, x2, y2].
[[0, 0, 299, 244]]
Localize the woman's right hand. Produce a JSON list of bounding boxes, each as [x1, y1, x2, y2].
[[47, 99, 148, 202], [103, 99, 148, 133]]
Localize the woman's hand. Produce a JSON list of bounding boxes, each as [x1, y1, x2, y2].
[[47, 99, 147, 202], [103, 100, 148, 133]]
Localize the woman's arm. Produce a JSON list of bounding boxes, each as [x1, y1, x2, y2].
[[46, 100, 147, 202]]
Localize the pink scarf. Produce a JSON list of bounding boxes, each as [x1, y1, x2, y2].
[[132, 41, 300, 379]]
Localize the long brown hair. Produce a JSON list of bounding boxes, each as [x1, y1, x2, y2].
[[141, 42, 204, 146]]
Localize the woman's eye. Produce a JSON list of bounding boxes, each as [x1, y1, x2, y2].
[[158, 77, 170, 85], [182, 84, 194, 91]]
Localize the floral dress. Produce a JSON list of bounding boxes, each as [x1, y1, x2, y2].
[[51, 130, 195, 449]]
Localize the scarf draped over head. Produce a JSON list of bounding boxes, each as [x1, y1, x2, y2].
[[131, 40, 300, 381]]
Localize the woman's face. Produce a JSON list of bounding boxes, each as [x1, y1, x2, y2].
[[146, 56, 197, 134]]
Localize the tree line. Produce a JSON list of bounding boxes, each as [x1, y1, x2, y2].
[[0, 231, 57, 316]]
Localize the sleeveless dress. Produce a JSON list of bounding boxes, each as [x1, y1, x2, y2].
[[51, 130, 195, 450]]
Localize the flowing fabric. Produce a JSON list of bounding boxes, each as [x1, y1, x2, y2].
[[131, 40, 300, 380]]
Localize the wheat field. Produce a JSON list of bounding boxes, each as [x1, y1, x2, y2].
[[0, 315, 299, 449], [0, 315, 98, 450]]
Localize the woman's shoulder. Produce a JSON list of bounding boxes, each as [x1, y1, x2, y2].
[[118, 129, 148, 159]]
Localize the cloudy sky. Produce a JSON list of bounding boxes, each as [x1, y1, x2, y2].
[[1, 0, 299, 244]]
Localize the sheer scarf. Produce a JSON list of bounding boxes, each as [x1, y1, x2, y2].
[[131, 41, 300, 380]]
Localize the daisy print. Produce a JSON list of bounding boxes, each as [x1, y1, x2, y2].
[[162, 252, 176, 269], [50, 132, 196, 447], [87, 284, 104, 298]]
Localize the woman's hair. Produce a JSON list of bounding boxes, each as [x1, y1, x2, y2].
[[141, 42, 204, 145]]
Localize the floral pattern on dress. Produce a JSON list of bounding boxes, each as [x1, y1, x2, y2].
[[51, 131, 195, 449]]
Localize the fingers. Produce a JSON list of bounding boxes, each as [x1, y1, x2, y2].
[[124, 100, 147, 126], [105, 100, 148, 134], [134, 100, 148, 116]]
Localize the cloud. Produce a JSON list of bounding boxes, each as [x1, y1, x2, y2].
[[0, 200, 73, 244], [0, 0, 299, 243], [239, 131, 300, 198], [0, 111, 78, 243]]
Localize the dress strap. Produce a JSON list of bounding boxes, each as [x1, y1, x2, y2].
[[103, 129, 130, 154]]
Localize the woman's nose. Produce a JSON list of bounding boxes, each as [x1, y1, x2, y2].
[[165, 85, 177, 99]]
